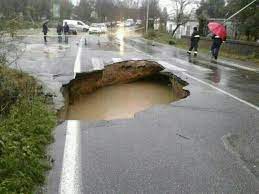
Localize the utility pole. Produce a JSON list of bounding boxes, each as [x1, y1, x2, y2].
[[146, 0, 149, 34]]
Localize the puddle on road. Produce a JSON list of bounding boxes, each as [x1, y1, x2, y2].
[[66, 80, 178, 121], [60, 60, 189, 121]]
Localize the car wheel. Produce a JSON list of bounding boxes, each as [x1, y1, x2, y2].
[[83, 28, 88, 32]]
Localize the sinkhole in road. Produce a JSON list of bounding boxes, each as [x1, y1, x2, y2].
[[60, 60, 189, 121]]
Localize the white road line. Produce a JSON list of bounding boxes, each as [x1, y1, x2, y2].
[[92, 57, 104, 70], [183, 72, 259, 111], [158, 61, 186, 72], [124, 42, 153, 58], [73, 37, 84, 78], [127, 40, 258, 111], [172, 58, 211, 72], [220, 66, 235, 71], [59, 120, 83, 194], [112, 58, 123, 63]]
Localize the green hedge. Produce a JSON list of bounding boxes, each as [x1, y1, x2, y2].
[[0, 65, 56, 193]]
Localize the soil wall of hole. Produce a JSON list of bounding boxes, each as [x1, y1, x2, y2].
[[59, 60, 189, 120]]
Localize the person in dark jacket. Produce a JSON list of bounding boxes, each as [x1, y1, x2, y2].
[[63, 22, 70, 43], [211, 34, 224, 60], [57, 23, 63, 43], [42, 21, 48, 43], [187, 27, 200, 56]]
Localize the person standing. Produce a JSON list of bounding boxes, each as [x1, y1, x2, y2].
[[63, 22, 70, 43], [211, 34, 224, 60], [42, 21, 48, 43], [187, 27, 200, 56], [57, 23, 63, 43]]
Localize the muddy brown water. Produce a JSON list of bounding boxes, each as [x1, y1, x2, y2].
[[66, 80, 180, 121]]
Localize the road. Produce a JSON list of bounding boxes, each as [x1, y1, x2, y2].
[[13, 28, 259, 193]]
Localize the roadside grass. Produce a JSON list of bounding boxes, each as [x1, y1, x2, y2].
[[145, 31, 259, 65], [144, 30, 176, 45], [0, 64, 56, 193]]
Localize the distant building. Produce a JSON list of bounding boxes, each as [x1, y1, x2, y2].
[[166, 19, 199, 39]]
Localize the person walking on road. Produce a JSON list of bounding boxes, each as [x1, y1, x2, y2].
[[63, 22, 70, 43], [211, 34, 224, 60], [57, 23, 63, 43], [42, 21, 49, 43], [187, 27, 200, 56]]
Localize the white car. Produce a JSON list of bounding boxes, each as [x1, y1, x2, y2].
[[125, 19, 134, 27], [89, 23, 108, 34], [63, 20, 89, 32], [124, 22, 132, 27]]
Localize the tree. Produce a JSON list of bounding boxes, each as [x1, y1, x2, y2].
[[196, 0, 226, 36], [170, 0, 192, 37], [160, 7, 168, 31], [0, 0, 52, 21], [225, 0, 259, 41], [95, 0, 115, 22], [60, 0, 74, 20], [140, 0, 161, 29], [74, 0, 95, 21], [114, 0, 140, 8]]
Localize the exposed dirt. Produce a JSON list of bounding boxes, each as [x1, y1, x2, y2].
[[60, 60, 190, 120], [66, 60, 165, 101]]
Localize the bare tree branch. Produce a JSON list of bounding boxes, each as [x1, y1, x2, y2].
[[169, 0, 193, 37]]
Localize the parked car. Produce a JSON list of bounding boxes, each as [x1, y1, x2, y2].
[[89, 23, 108, 34], [63, 20, 89, 32], [125, 19, 134, 27]]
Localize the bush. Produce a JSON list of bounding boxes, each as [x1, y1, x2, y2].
[[144, 30, 158, 39], [0, 97, 56, 193], [0, 65, 56, 193], [0, 65, 41, 118], [144, 31, 176, 45], [169, 40, 176, 45]]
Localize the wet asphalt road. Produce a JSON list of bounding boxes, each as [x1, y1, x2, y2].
[[12, 29, 259, 193]]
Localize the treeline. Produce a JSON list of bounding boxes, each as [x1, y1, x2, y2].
[[196, 0, 259, 41], [0, 0, 52, 21], [0, 0, 162, 23], [72, 0, 161, 22]]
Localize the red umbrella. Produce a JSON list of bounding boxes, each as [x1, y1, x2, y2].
[[208, 22, 227, 39]]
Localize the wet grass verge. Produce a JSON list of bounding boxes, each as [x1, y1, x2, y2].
[[144, 31, 259, 65], [59, 60, 189, 121], [0, 64, 56, 193]]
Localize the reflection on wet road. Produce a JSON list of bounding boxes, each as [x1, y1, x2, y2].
[[125, 37, 259, 107]]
